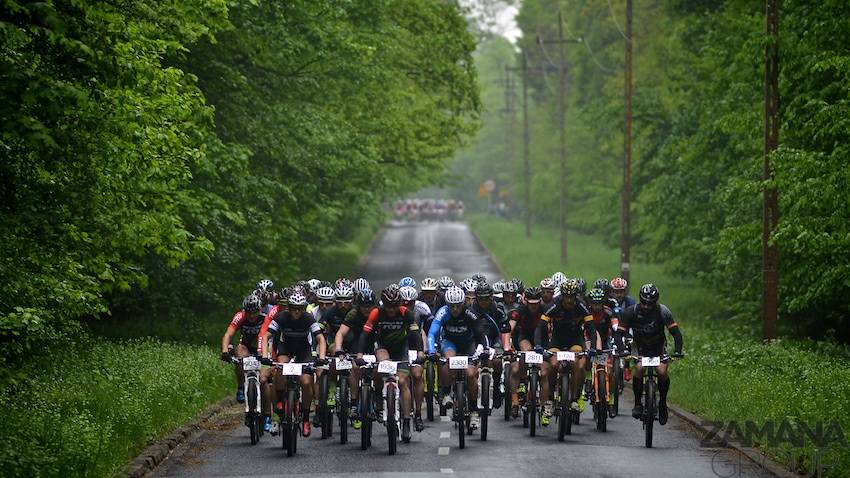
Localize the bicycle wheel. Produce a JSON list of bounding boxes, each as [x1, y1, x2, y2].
[[425, 362, 435, 421], [503, 365, 511, 421], [528, 369, 538, 437], [319, 373, 331, 439], [644, 378, 655, 448], [596, 369, 607, 432], [611, 358, 621, 418], [480, 372, 490, 441], [339, 377, 349, 445], [247, 382, 259, 445], [558, 371, 569, 441], [386, 383, 397, 455], [287, 389, 298, 456], [456, 380, 466, 449], [359, 383, 371, 450]]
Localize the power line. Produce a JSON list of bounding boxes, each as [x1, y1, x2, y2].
[[605, 0, 631, 41]]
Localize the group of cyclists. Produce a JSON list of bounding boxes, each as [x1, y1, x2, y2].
[[392, 198, 464, 222], [221, 272, 684, 448]]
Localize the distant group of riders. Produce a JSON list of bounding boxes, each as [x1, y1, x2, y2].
[[393, 198, 464, 222]]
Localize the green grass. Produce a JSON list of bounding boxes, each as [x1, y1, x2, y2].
[[0, 336, 231, 477], [469, 214, 850, 477]]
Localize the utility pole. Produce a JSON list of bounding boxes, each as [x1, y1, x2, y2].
[[762, 0, 780, 341], [621, 0, 633, 284], [538, 11, 578, 265], [500, 65, 517, 217], [506, 53, 532, 237]]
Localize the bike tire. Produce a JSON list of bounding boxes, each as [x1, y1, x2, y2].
[[529, 369, 538, 437], [319, 373, 330, 439], [480, 372, 490, 441], [247, 382, 259, 445], [503, 365, 511, 421], [250, 414, 258, 445], [359, 383, 371, 450], [425, 362, 435, 421], [387, 383, 397, 455], [558, 371, 569, 441], [287, 389, 298, 456], [645, 378, 655, 448], [598, 369, 607, 432], [612, 358, 621, 418], [339, 377, 349, 445], [455, 381, 466, 449]]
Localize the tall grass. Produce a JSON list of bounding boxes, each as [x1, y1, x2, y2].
[[469, 214, 850, 477]]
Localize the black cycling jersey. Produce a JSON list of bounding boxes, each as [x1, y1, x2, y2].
[[540, 299, 595, 349], [472, 302, 506, 345], [617, 303, 682, 354], [319, 305, 351, 343]]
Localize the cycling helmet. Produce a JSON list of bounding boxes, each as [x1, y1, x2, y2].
[[524, 287, 543, 303], [242, 294, 262, 312], [560, 278, 579, 296], [471, 273, 487, 285], [399, 276, 417, 288], [540, 277, 555, 290], [307, 278, 321, 290], [316, 286, 335, 303], [639, 284, 660, 305], [588, 287, 606, 304], [444, 286, 465, 305], [295, 281, 310, 294], [502, 281, 519, 294], [460, 278, 477, 293], [256, 279, 275, 293], [277, 289, 290, 306], [437, 276, 454, 290], [611, 277, 628, 290], [510, 278, 524, 293], [420, 277, 438, 291], [335, 278, 353, 290], [356, 288, 376, 305], [288, 293, 308, 307], [492, 281, 504, 293], [335, 285, 354, 301], [575, 278, 587, 294], [400, 286, 418, 301], [476, 283, 494, 298], [353, 278, 371, 294], [382, 285, 401, 305], [594, 278, 611, 293], [551, 272, 567, 287]]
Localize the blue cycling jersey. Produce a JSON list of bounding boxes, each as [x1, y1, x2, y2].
[[427, 304, 486, 354]]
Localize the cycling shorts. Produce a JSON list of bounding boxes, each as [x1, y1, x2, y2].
[[276, 344, 312, 363], [440, 338, 476, 356]]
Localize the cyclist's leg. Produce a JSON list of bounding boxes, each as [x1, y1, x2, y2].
[[410, 359, 424, 416], [398, 366, 412, 418], [461, 342, 478, 404], [234, 343, 250, 388], [440, 339, 457, 392], [569, 344, 585, 403]]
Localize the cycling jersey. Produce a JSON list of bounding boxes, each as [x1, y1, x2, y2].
[[358, 306, 422, 361], [408, 300, 433, 329], [540, 300, 595, 350], [509, 304, 545, 347], [588, 305, 618, 342], [229, 311, 264, 350], [427, 305, 488, 354], [471, 302, 506, 347], [268, 310, 322, 361], [618, 303, 682, 356], [319, 305, 351, 344]]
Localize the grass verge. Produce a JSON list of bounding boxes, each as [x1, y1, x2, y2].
[[468, 213, 850, 477]]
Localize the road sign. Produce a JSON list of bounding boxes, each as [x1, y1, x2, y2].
[[484, 179, 495, 192]]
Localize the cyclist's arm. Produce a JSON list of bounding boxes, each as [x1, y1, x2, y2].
[[262, 319, 280, 359], [334, 324, 350, 354], [222, 312, 244, 353], [427, 307, 447, 354], [533, 316, 548, 348], [582, 315, 599, 350], [470, 311, 490, 349], [661, 305, 683, 354], [356, 309, 379, 356]]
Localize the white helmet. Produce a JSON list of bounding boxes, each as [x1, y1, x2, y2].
[[420, 277, 438, 291], [316, 286, 335, 302], [307, 278, 321, 290], [445, 286, 465, 305], [335, 285, 355, 301], [400, 286, 418, 301], [540, 277, 555, 290], [460, 278, 477, 292], [288, 293, 308, 307], [551, 272, 567, 287], [353, 278, 371, 293]]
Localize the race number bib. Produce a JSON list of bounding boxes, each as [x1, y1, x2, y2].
[[335, 358, 353, 370], [281, 363, 303, 376], [592, 354, 608, 365], [642, 356, 661, 367], [377, 361, 398, 374], [525, 352, 543, 364], [362, 354, 377, 364], [449, 356, 469, 369], [408, 350, 418, 363], [242, 356, 261, 371]]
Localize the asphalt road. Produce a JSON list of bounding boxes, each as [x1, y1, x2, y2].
[[153, 221, 762, 478]]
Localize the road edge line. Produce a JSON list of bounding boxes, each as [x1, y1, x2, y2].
[[116, 396, 236, 478]]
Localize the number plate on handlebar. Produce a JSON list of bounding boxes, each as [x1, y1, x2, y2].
[[281, 363, 303, 376], [556, 351, 576, 362], [242, 356, 261, 371], [642, 356, 661, 367], [409, 350, 418, 363], [335, 358, 352, 370], [362, 354, 377, 364], [592, 354, 608, 365], [525, 352, 543, 364], [449, 356, 469, 369], [377, 361, 398, 374]]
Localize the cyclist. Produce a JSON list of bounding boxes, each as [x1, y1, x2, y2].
[[333, 288, 377, 430], [435, 276, 454, 311], [221, 295, 265, 407], [353, 277, 371, 295], [459, 278, 477, 307], [471, 282, 510, 408], [575, 278, 588, 304], [313, 286, 335, 323], [401, 285, 432, 432], [427, 286, 490, 430], [399, 276, 417, 289], [418, 277, 440, 324], [584, 287, 617, 406], [261, 292, 327, 438], [501, 280, 520, 314], [610, 277, 636, 381], [551, 272, 567, 290], [593, 278, 620, 313], [312, 285, 354, 427], [540, 277, 557, 309], [539, 279, 596, 425], [615, 284, 683, 425], [355, 285, 423, 443], [505, 286, 546, 418]]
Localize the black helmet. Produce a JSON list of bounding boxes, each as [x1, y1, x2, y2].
[[256, 279, 275, 293], [524, 286, 543, 303], [639, 283, 660, 305], [575, 278, 587, 294], [511, 278, 525, 293], [476, 283, 494, 298], [471, 273, 487, 285], [594, 278, 611, 294], [356, 288, 376, 306], [588, 288, 606, 304], [382, 284, 401, 304]]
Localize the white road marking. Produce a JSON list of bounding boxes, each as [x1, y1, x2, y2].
[[440, 431, 450, 438], [438, 447, 450, 455], [441, 468, 454, 474], [441, 416, 451, 422]]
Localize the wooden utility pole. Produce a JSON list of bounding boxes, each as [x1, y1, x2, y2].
[[522, 51, 531, 237], [621, 0, 633, 284], [762, 0, 780, 341]]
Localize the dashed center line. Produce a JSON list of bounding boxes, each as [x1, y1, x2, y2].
[[438, 446, 450, 455], [440, 431, 450, 439], [441, 416, 451, 422], [441, 468, 454, 474]]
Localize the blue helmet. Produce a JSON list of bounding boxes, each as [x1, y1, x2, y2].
[[399, 276, 417, 288]]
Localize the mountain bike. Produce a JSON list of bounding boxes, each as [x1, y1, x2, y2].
[[477, 349, 498, 441], [231, 355, 264, 445], [518, 350, 544, 437], [376, 359, 417, 455], [273, 360, 317, 457], [438, 354, 480, 449], [552, 350, 587, 441], [588, 348, 614, 432], [631, 353, 683, 448], [357, 354, 377, 450], [502, 351, 514, 422], [316, 361, 334, 439], [610, 336, 632, 418], [333, 355, 355, 444], [424, 353, 442, 421]]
